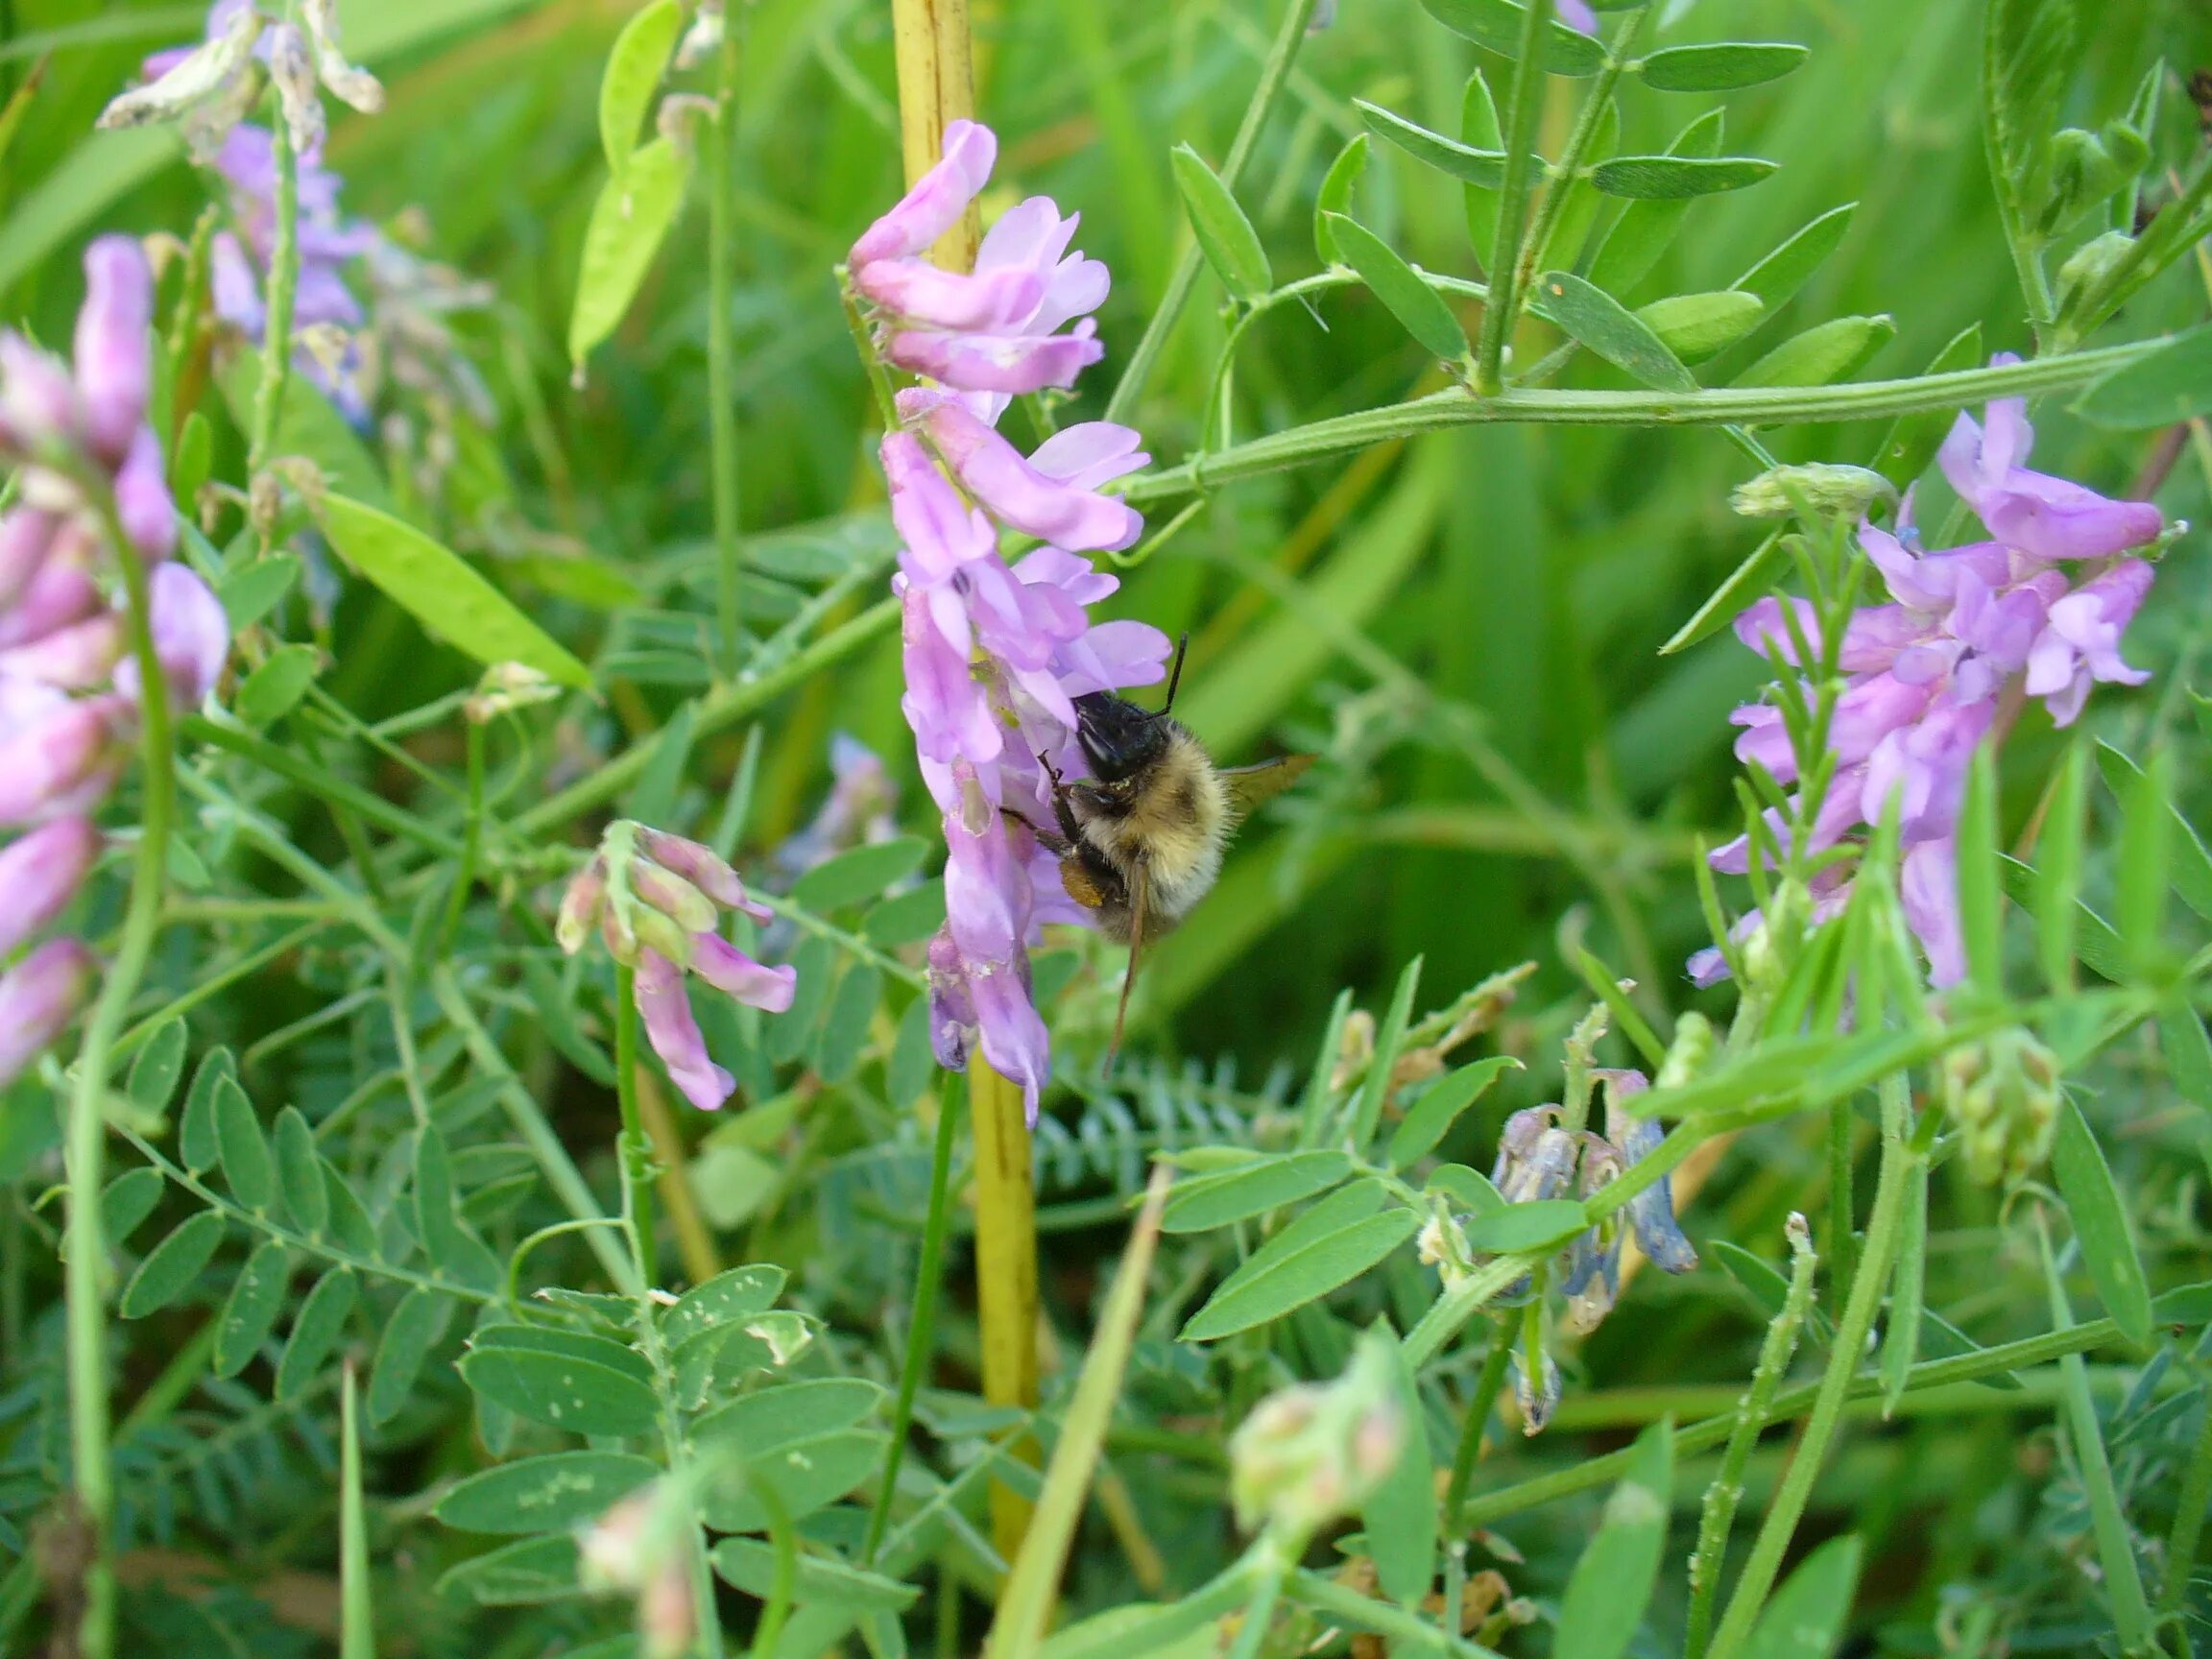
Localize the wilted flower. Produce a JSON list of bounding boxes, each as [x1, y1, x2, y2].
[[1229, 1330, 1406, 1540], [0, 239, 231, 1087], [854, 122, 1171, 1118], [556, 821, 796, 1111], [1703, 368, 2164, 987], [99, 0, 381, 159]]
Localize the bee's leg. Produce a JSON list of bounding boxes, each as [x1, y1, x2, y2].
[[1005, 807, 1072, 855]]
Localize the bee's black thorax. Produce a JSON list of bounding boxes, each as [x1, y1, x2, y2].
[[1073, 691, 1169, 784]]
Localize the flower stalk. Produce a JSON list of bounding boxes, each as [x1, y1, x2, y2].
[[248, 61, 301, 471], [613, 959, 659, 1289], [706, 1, 743, 673]]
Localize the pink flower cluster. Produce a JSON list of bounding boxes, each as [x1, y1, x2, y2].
[[0, 239, 230, 1086], [557, 824, 798, 1113], [850, 122, 1170, 1118], [1701, 370, 2163, 987]]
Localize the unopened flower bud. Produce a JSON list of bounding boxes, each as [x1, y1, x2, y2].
[[636, 827, 757, 915], [1229, 1331, 1404, 1540], [631, 859, 719, 935], [0, 511, 58, 609], [114, 426, 179, 562], [1943, 1026, 2061, 1186], [0, 937, 96, 1088], [556, 855, 609, 954], [73, 238, 153, 466], [1730, 463, 1897, 522], [0, 336, 85, 458]]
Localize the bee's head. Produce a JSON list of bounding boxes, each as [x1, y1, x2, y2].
[[1073, 692, 1166, 783]]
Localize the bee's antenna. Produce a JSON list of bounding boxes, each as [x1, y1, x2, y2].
[[1158, 632, 1190, 719]]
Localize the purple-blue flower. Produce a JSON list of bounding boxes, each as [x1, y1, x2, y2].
[[1704, 370, 2164, 987]]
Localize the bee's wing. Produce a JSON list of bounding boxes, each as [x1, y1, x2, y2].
[[1219, 754, 1317, 821], [1106, 858, 1149, 1070]]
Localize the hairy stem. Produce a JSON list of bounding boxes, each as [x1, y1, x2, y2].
[[707, 4, 743, 673], [65, 491, 181, 1659], [1103, 0, 1320, 426], [1473, 0, 1551, 394], [613, 960, 659, 1289]]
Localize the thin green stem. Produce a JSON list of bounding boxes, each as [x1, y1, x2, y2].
[[1512, 10, 1644, 315], [1102, 0, 1320, 426], [63, 492, 180, 1659], [747, 1478, 796, 1659], [863, 1079, 961, 1566], [707, 8, 743, 673], [1441, 1325, 1512, 1530], [1685, 1215, 1818, 1659], [1825, 1101, 1857, 1308], [1473, 0, 1551, 393], [1118, 339, 2163, 504], [249, 90, 301, 471], [437, 720, 487, 956], [2038, 1206, 2160, 1655], [182, 713, 462, 856], [2158, 1376, 2212, 1621], [1704, 1079, 1912, 1659], [613, 961, 658, 1290], [1221, 1540, 1289, 1659]]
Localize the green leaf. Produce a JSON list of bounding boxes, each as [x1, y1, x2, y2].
[[1359, 1329, 1436, 1606], [1590, 156, 1777, 199], [104, 1166, 165, 1249], [213, 1075, 276, 1214], [1460, 1198, 1587, 1254], [128, 1019, 188, 1115], [273, 1107, 326, 1237], [1873, 323, 1983, 485], [433, 1533, 583, 1606], [2053, 1099, 2152, 1348], [1427, 1165, 1506, 1214], [814, 962, 881, 1086], [790, 837, 929, 912], [1323, 215, 1469, 364], [232, 643, 320, 729], [470, 1323, 653, 1383], [276, 1268, 357, 1400], [698, 1429, 888, 1531], [1389, 1057, 1522, 1167], [1588, 109, 1724, 295], [598, 0, 682, 178], [1879, 1163, 1928, 1415], [711, 1539, 921, 1612], [1349, 955, 1424, 1148], [1743, 1534, 1862, 1659], [212, 1238, 291, 1379], [568, 134, 692, 368], [693, 1377, 884, 1453], [1639, 42, 1808, 92], [1180, 1190, 1418, 1342], [217, 348, 393, 514], [665, 1262, 786, 1342], [1417, 0, 1604, 74], [862, 878, 945, 946], [1169, 144, 1271, 303], [1313, 132, 1371, 268], [2077, 325, 2212, 427], [1461, 68, 1503, 268], [179, 1046, 232, 1174], [1355, 101, 1508, 188], [1958, 745, 2002, 996], [435, 1451, 661, 1535], [1162, 1151, 1352, 1233], [214, 552, 301, 633], [1732, 315, 1893, 387], [1532, 270, 1696, 391], [1732, 203, 1856, 310], [2115, 746, 2173, 972], [1661, 529, 1785, 655], [120, 1211, 227, 1318], [368, 1286, 455, 1426], [324, 1156, 381, 1259], [319, 494, 591, 689], [458, 1346, 661, 1437], [1635, 290, 1764, 362], [1984, 0, 2075, 216], [2158, 997, 2212, 1110], [1553, 1418, 1672, 1659], [2098, 741, 2212, 921]]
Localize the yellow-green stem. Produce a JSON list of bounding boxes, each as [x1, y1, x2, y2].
[[613, 960, 660, 1289], [969, 1053, 1040, 1565]]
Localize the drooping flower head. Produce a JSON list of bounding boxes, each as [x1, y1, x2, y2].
[[853, 123, 1171, 1118], [1701, 368, 2163, 987], [0, 237, 233, 1087], [556, 822, 796, 1112]]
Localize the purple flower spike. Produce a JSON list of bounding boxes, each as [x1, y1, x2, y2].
[[0, 937, 96, 1088], [883, 321, 1103, 398], [0, 692, 124, 826], [117, 563, 230, 706], [850, 120, 998, 268], [74, 238, 154, 466], [0, 817, 100, 957], [634, 948, 734, 1112], [1938, 361, 2164, 563], [906, 392, 1145, 553], [0, 336, 85, 457], [1902, 837, 1966, 988], [2025, 559, 2154, 726]]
